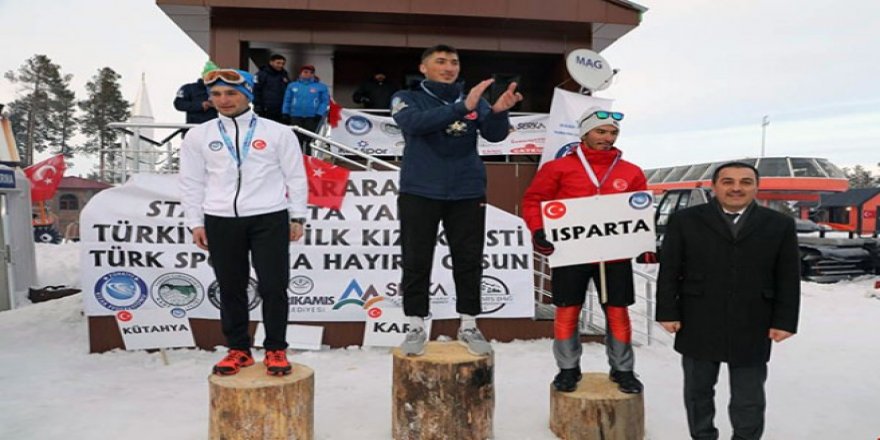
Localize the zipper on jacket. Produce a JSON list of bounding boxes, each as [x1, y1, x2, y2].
[[232, 117, 242, 217]]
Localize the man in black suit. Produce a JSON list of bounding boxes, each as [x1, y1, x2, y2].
[[656, 162, 801, 440]]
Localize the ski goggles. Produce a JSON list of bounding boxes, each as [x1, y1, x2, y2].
[[203, 69, 247, 85], [583, 110, 624, 122]]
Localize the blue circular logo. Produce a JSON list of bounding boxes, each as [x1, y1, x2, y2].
[[94, 271, 148, 311], [209, 141, 224, 151], [555, 141, 581, 159], [345, 116, 373, 136], [170, 307, 187, 318], [629, 192, 653, 210]]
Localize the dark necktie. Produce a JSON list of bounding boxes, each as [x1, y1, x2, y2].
[[724, 212, 740, 223]]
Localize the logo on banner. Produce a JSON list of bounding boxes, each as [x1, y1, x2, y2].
[[170, 308, 187, 318], [510, 143, 542, 154], [208, 141, 224, 151], [332, 279, 383, 310], [345, 116, 373, 135], [251, 139, 267, 150], [555, 141, 580, 159], [117, 311, 133, 321], [381, 122, 401, 135], [151, 273, 205, 310], [629, 192, 653, 210], [516, 121, 546, 131], [544, 201, 567, 219], [480, 275, 512, 314], [207, 279, 262, 311], [94, 271, 149, 311], [288, 275, 314, 295]]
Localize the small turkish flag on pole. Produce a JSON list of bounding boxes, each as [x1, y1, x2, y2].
[[24, 154, 66, 202], [303, 156, 350, 211]]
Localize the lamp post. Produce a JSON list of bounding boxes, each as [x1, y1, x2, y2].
[[760, 115, 770, 157]]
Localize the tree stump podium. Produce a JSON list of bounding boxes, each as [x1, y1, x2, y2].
[[209, 362, 314, 440], [392, 342, 494, 440], [549, 372, 644, 440]]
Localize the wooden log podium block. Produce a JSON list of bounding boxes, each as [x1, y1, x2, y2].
[[549, 373, 644, 440], [209, 362, 314, 440], [392, 342, 494, 440]]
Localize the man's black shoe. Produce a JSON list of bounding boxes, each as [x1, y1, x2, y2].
[[609, 370, 643, 394], [553, 367, 582, 392]]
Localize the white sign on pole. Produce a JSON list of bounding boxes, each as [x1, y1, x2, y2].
[[540, 89, 613, 167], [253, 323, 324, 351], [114, 309, 195, 351], [362, 305, 433, 348], [541, 192, 656, 268]]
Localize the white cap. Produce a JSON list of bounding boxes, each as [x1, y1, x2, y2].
[[577, 106, 621, 139]]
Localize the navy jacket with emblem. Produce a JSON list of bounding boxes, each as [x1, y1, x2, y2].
[[173, 79, 218, 124], [253, 65, 290, 114], [391, 81, 510, 200]]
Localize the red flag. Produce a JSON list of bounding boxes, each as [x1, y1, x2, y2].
[[303, 156, 350, 210], [327, 99, 343, 128], [24, 154, 66, 202]]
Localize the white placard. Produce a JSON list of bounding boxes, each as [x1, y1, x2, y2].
[[114, 309, 195, 351], [362, 305, 433, 348], [541, 192, 656, 267], [253, 323, 324, 351]]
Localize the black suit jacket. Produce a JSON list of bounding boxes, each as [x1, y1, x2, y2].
[[656, 199, 801, 366]]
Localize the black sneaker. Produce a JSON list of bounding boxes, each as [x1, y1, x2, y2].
[[609, 370, 643, 394], [553, 367, 582, 392]]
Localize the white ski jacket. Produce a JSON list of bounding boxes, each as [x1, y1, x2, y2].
[[179, 109, 308, 228]]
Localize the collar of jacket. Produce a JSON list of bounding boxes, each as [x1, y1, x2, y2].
[[578, 144, 623, 165], [422, 80, 463, 103], [217, 108, 256, 124]]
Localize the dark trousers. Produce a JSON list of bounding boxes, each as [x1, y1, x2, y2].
[[290, 116, 322, 156], [682, 356, 768, 440], [258, 107, 285, 124], [204, 210, 290, 350], [398, 193, 485, 317]]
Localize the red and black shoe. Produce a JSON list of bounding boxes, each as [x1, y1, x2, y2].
[[212, 349, 255, 375], [264, 349, 292, 376]]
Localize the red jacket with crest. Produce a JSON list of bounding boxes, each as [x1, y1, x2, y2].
[[522, 144, 648, 232]]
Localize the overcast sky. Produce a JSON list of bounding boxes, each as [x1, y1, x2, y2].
[[1, 0, 878, 174]]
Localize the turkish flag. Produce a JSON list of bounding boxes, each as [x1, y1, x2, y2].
[[327, 99, 343, 128], [303, 156, 350, 210], [24, 154, 66, 202]]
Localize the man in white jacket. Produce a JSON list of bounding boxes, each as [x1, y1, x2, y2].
[[179, 68, 308, 376]]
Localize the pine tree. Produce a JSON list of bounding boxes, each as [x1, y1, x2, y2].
[[3, 54, 75, 165], [77, 67, 130, 181], [843, 165, 877, 189]]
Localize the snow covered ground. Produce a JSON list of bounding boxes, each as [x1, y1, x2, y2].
[[1, 243, 878, 439]]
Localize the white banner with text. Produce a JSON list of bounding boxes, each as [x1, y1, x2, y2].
[[81, 172, 534, 322]]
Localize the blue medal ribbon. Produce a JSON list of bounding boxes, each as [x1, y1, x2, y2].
[[217, 115, 258, 167]]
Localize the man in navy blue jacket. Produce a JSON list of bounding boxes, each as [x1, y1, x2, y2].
[[253, 54, 290, 123], [392, 44, 523, 357], [174, 78, 218, 124]]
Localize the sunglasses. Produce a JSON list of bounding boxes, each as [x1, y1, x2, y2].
[[203, 69, 246, 85], [583, 111, 624, 122]]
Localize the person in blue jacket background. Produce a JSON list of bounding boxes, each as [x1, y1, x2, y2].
[[392, 44, 523, 357], [282, 64, 329, 154]]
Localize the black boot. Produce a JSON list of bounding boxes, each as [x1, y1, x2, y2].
[[610, 370, 643, 394], [553, 367, 582, 392]]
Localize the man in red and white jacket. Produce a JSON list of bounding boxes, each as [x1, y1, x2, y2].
[[522, 106, 653, 394]]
